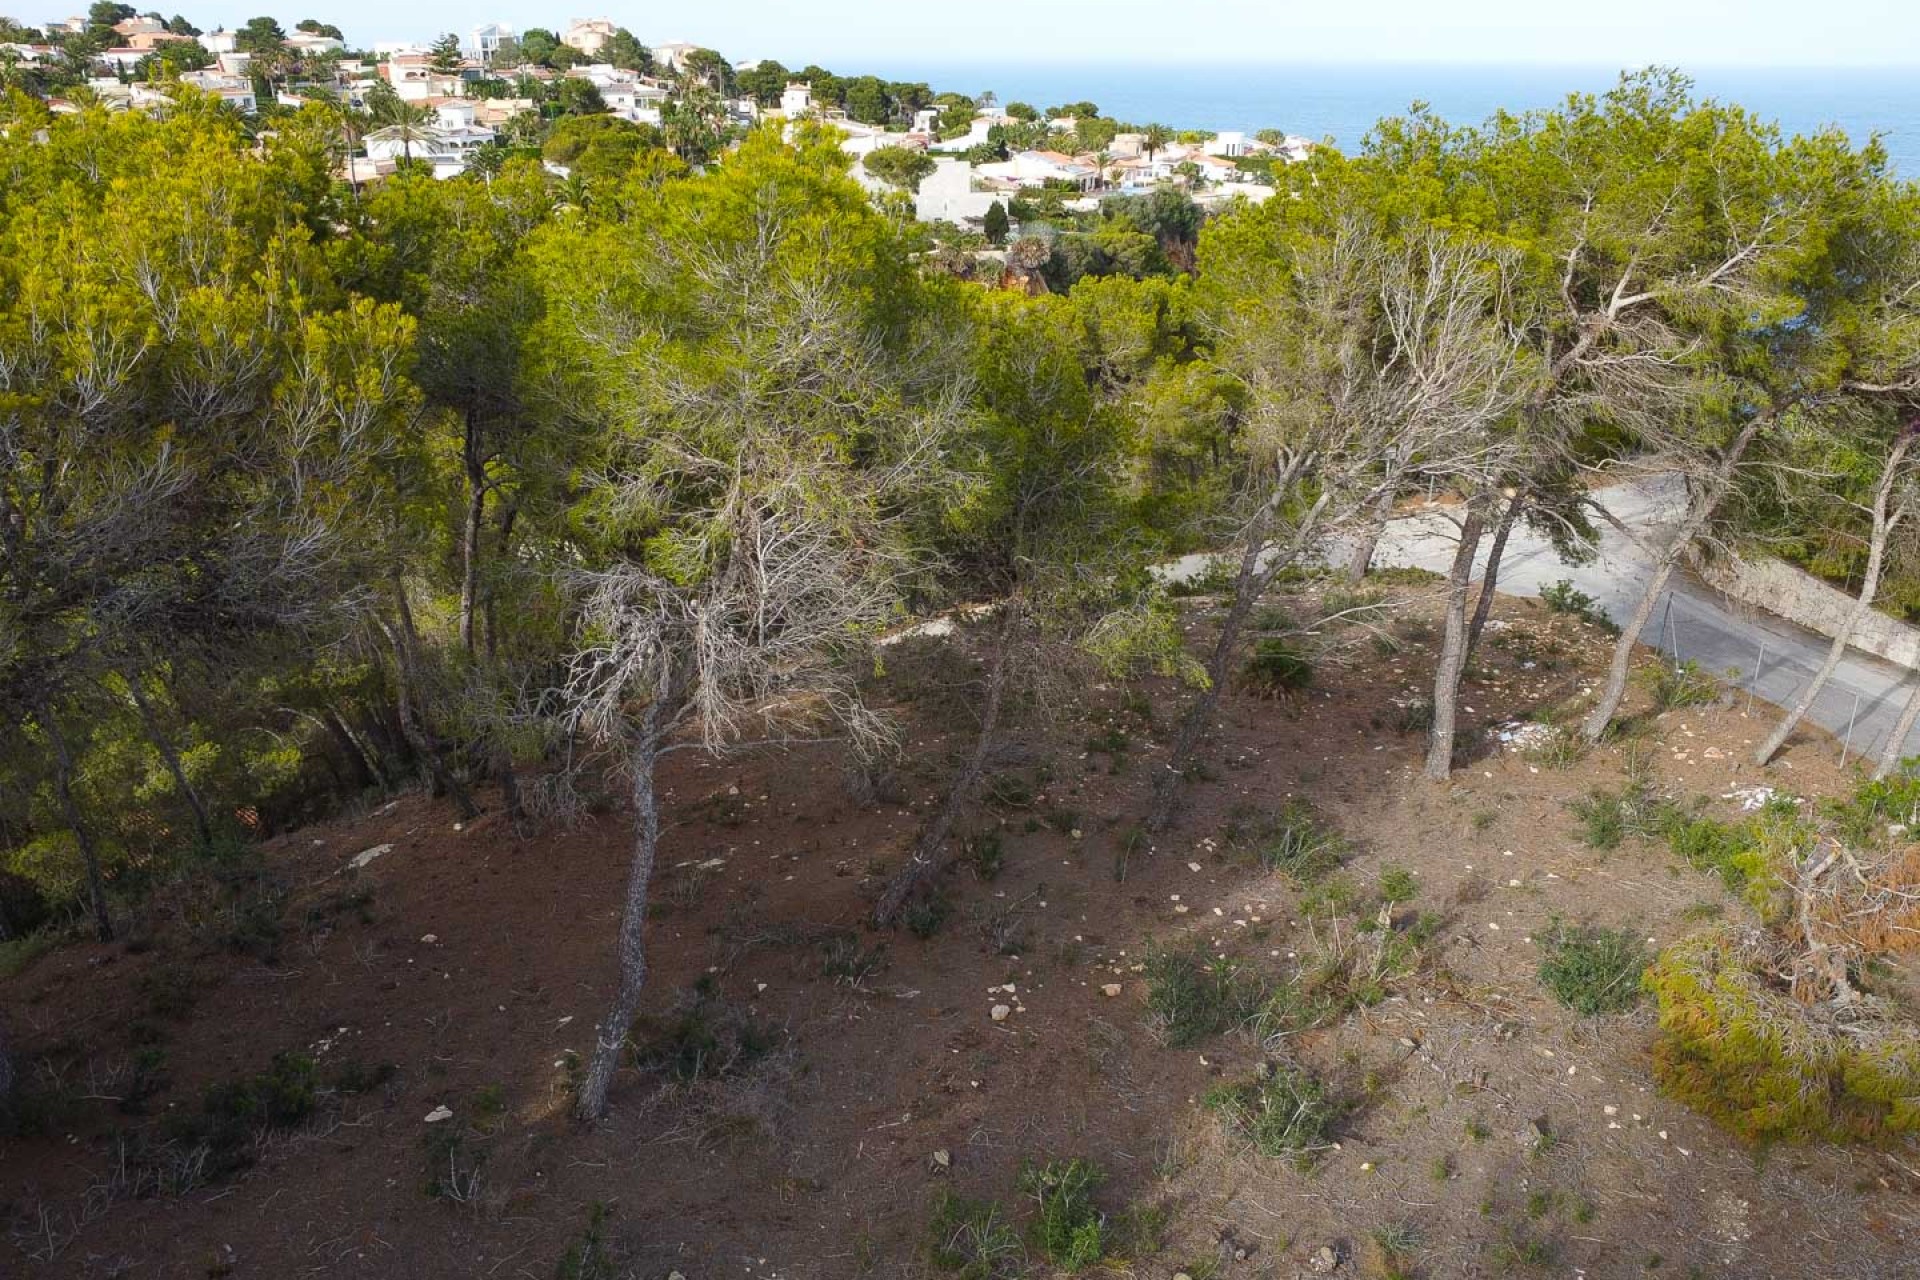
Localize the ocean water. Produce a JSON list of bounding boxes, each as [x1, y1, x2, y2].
[[876, 62, 1920, 174]]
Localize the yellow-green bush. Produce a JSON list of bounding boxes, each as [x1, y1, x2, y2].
[[1646, 929, 1920, 1143]]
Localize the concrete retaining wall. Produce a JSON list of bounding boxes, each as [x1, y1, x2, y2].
[[1688, 548, 1920, 669]]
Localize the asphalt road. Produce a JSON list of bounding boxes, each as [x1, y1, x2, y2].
[[1365, 477, 1920, 765], [1161, 475, 1920, 764]]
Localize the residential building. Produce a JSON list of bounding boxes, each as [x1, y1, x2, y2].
[[363, 113, 496, 178], [914, 157, 1015, 227], [284, 32, 344, 57], [177, 68, 256, 113], [567, 63, 667, 124], [562, 17, 616, 56], [466, 22, 512, 65], [1202, 130, 1249, 158], [651, 41, 699, 72], [779, 82, 812, 116], [197, 28, 237, 54]]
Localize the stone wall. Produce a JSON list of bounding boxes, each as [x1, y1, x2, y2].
[[1688, 548, 1920, 668]]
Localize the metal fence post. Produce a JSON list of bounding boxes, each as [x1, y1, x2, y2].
[[1842, 691, 1862, 768], [1747, 641, 1766, 715]]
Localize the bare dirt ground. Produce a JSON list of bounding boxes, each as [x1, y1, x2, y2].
[[5, 583, 1918, 1280]]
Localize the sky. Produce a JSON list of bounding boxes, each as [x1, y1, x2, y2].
[[131, 0, 1920, 68]]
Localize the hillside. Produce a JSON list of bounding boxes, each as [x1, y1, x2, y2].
[[5, 581, 1915, 1280]]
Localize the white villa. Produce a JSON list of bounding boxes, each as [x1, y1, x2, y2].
[[364, 100, 497, 178]]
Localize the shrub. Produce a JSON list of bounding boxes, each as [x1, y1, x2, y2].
[[1536, 921, 1649, 1016], [1019, 1158, 1107, 1270], [1142, 941, 1247, 1047], [1646, 928, 1920, 1143], [1664, 797, 1808, 918], [1538, 579, 1619, 634], [629, 985, 780, 1081], [1523, 724, 1586, 770], [1248, 924, 1425, 1042], [1242, 637, 1314, 696], [904, 888, 953, 939], [1640, 658, 1720, 711], [963, 830, 1005, 881], [927, 1192, 1026, 1278], [1252, 801, 1348, 883], [1567, 783, 1675, 850], [1203, 1062, 1341, 1163]]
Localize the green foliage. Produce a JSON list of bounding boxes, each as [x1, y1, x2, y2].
[[1142, 941, 1249, 1047], [1647, 929, 1920, 1142], [1639, 659, 1721, 711], [1567, 783, 1677, 850], [1536, 920, 1650, 1015], [628, 985, 781, 1081], [863, 144, 938, 192], [1019, 1158, 1107, 1270], [554, 1203, 623, 1280], [1242, 637, 1314, 695], [927, 1192, 1027, 1278], [1246, 800, 1349, 883], [1538, 579, 1619, 634], [1203, 1062, 1341, 1162]]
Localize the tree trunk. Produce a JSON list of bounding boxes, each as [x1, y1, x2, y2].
[[124, 670, 213, 848], [1582, 418, 1766, 743], [40, 703, 113, 942], [1345, 481, 1399, 583], [458, 412, 485, 658], [873, 599, 1022, 928], [323, 706, 383, 791], [1148, 480, 1330, 830], [1466, 493, 1523, 660], [1757, 440, 1911, 765], [1876, 680, 1920, 780], [1425, 508, 1486, 781], [577, 703, 665, 1121], [379, 613, 480, 820]]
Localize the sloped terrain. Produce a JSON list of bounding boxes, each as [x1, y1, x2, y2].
[[4, 584, 1916, 1280]]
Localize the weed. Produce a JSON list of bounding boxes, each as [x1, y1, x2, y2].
[[628, 986, 781, 1082], [1370, 1223, 1422, 1278], [1392, 698, 1436, 735], [1539, 580, 1619, 634], [1019, 1158, 1106, 1270], [555, 1202, 624, 1280], [820, 931, 888, 985], [1250, 800, 1348, 883], [0, 932, 52, 980], [1537, 921, 1649, 1016], [904, 889, 953, 939], [1568, 783, 1675, 851], [927, 1192, 1026, 1278], [1204, 1062, 1341, 1165], [1524, 725, 1587, 770], [963, 830, 1005, 881], [1465, 1117, 1491, 1142], [1640, 659, 1720, 711], [1243, 638, 1315, 696], [1431, 1153, 1454, 1181], [1143, 941, 1247, 1047], [1493, 1229, 1560, 1270], [1379, 865, 1419, 903], [1472, 809, 1498, 832]]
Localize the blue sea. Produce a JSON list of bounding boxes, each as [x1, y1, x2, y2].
[[875, 62, 1920, 174]]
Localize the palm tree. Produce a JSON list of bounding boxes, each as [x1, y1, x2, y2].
[[369, 87, 431, 167], [1142, 123, 1173, 164]]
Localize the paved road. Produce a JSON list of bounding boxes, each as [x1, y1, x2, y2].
[[1365, 476, 1920, 766]]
